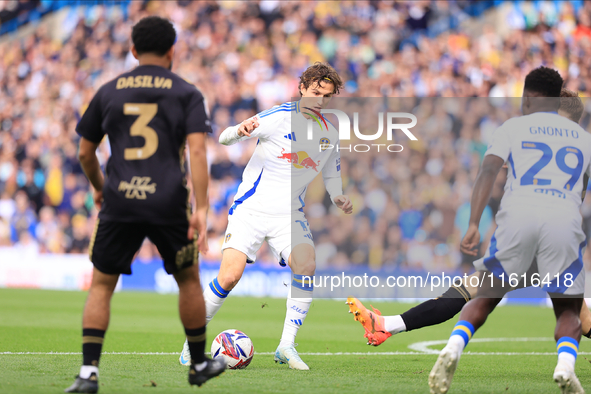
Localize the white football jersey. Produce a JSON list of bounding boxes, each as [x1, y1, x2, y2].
[[223, 101, 341, 217], [486, 111, 591, 209]]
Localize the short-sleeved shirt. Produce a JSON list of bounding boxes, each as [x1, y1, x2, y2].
[[485, 111, 591, 210], [76, 65, 211, 224]]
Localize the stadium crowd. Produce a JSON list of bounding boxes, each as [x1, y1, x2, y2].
[[1, 0, 591, 272]]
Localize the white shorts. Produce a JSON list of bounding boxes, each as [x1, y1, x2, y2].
[[221, 209, 315, 264], [473, 204, 586, 295]]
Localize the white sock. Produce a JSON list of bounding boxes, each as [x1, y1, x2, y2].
[[79, 365, 98, 379], [447, 335, 466, 357], [204, 279, 230, 324], [279, 294, 312, 347], [383, 315, 406, 334], [558, 352, 576, 371], [556, 337, 579, 371], [446, 321, 474, 359]]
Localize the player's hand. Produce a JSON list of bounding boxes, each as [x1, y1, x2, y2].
[[189, 209, 209, 255], [237, 116, 259, 137], [93, 189, 103, 210], [460, 223, 480, 256], [334, 195, 353, 214]]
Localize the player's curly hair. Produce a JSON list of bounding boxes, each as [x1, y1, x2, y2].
[[299, 62, 343, 96], [559, 88, 584, 123], [524, 66, 563, 97], [132, 16, 176, 56]]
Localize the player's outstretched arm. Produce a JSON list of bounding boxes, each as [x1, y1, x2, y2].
[[78, 137, 104, 209], [187, 132, 209, 254], [461, 155, 504, 256], [218, 116, 261, 146]]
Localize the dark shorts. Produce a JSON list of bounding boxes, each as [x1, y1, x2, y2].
[[89, 219, 197, 275]]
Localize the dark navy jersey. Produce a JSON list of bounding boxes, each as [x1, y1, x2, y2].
[[76, 65, 211, 224]]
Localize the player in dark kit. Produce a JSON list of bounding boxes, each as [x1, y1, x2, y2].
[[65, 16, 225, 393]]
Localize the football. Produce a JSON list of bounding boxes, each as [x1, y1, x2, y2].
[[211, 329, 254, 369]]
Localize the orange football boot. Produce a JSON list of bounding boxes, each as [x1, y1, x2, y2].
[[346, 297, 392, 346]]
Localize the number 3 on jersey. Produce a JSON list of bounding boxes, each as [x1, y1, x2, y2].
[[124, 103, 158, 160], [520, 141, 583, 190]]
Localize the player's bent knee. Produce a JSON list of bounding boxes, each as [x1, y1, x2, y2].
[[292, 259, 316, 276], [218, 271, 242, 291]]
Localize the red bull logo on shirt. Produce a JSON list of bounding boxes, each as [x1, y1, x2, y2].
[[277, 148, 320, 172]]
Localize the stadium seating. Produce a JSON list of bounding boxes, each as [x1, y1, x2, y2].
[[1, 0, 591, 272]]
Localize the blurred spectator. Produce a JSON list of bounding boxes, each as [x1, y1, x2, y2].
[[1, 0, 591, 272], [0, 218, 11, 246], [66, 214, 90, 253], [10, 191, 37, 243], [35, 206, 58, 246], [0, 0, 40, 24], [0, 191, 16, 220], [14, 230, 39, 256]]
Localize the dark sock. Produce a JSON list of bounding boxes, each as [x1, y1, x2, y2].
[[185, 326, 206, 364], [400, 284, 471, 332], [584, 328, 591, 339], [82, 328, 105, 367]]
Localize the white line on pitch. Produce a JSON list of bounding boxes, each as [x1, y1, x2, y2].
[[408, 337, 569, 355], [2, 350, 591, 356], [0, 351, 422, 356]]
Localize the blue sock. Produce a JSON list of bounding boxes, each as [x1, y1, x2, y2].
[[449, 320, 475, 350], [557, 337, 578, 370], [208, 278, 230, 299], [203, 278, 230, 324]]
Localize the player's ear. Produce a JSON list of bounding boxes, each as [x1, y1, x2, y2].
[[131, 45, 138, 60], [299, 83, 305, 96]]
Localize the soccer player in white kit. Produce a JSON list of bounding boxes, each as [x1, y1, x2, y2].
[[179, 63, 353, 370], [429, 67, 590, 394]]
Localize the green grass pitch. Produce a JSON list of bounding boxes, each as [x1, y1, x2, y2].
[[1, 288, 591, 393]]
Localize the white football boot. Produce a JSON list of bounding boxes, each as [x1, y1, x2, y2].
[[554, 361, 585, 394], [179, 339, 191, 366], [428, 342, 462, 394], [274, 344, 309, 370]]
